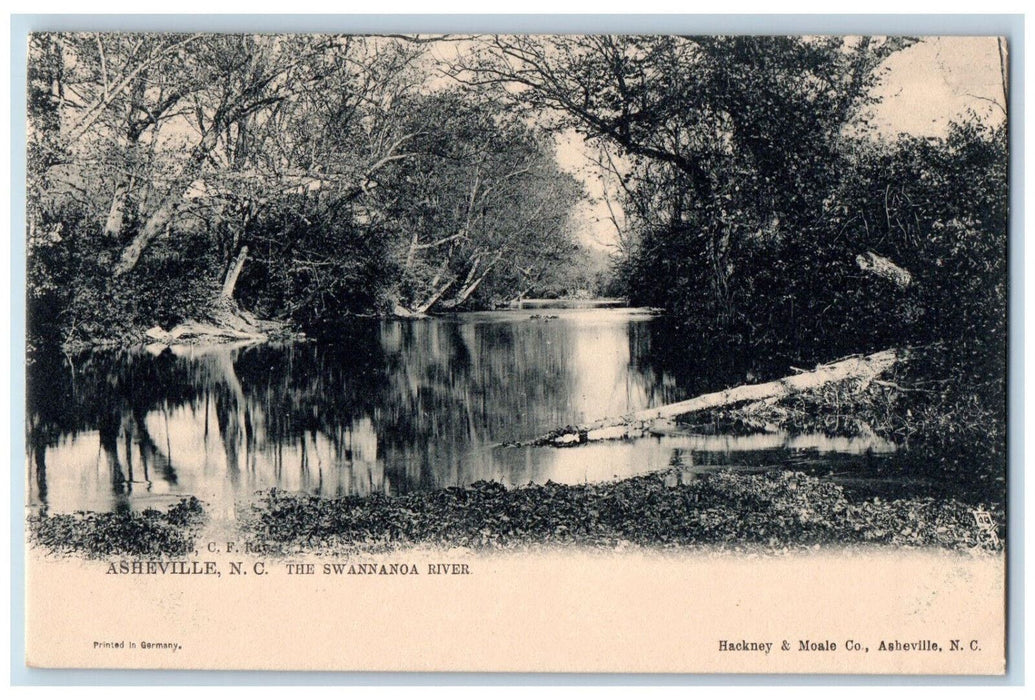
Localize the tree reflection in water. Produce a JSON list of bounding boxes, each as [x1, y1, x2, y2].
[[29, 308, 980, 518]]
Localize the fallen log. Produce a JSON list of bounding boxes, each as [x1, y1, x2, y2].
[[515, 349, 903, 447]]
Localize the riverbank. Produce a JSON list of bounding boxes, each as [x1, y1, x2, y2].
[[53, 296, 304, 354], [27, 497, 206, 557], [25, 466, 1002, 558], [25, 468, 1003, 559], [51, 297, 641, 353], [240, 469, 1003, 555]]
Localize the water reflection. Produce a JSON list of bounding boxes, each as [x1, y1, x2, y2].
[[25, 308, 975, 516]]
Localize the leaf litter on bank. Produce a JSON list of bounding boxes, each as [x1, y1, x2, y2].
[[27, 497, 206, 558], [242, 470, 1002, 555]]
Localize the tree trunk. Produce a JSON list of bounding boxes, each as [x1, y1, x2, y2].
[[508, 285, 537, 305], [103, 76, 145, 239], [404, 232, 419, 271], [114, 199, 175, 275], [414, 279, 455, 314], [411, 249, 459, 313], [440, 251, 503, 309], [114, 127, 220, 276], [221, 245, 249, 299], [102, 179, 130, 238]]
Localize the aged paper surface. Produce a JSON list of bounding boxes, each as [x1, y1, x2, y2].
[[27, 549, 1004, 673], [23, 31, 1009, 674]]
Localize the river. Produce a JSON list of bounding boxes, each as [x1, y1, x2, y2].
[[26, 306, 996, 517]]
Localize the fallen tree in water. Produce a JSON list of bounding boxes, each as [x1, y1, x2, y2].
[[519, 349, 904, 447]]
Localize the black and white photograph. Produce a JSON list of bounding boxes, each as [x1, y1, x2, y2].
[[19, 26, 1011, 674]]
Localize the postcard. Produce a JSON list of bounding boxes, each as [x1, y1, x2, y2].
[[22, 30, 1008, 673]]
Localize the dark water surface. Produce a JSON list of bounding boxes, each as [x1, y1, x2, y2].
[[26, 308, 995, 516]]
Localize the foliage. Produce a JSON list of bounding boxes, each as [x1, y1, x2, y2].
[[698, 344, 1006, 507], [623, 84, 1006, 373], [368, 91, 585, 312], [31, 225, 222, 346], [28, 33, 1007, 376], [244, 470, 1002, 554], [26, 35, 585, 345], [456, 36, 1006, 393], [237, 206, 402, 324], [28, 497, 205, 557], [828, 121, 1008, 373]]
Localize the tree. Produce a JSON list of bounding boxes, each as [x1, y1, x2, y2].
[[369, 91, 583, 313], [111, 34, 350, 277], [27, 34, 439, 340], [175, 36, 426, 305], [452, 35, 916, 345]]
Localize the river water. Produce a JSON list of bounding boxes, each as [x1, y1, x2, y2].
[[26, 307, 994, 517]]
